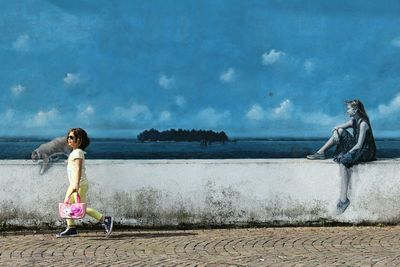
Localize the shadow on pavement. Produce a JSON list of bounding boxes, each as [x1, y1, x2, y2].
[[86, 232, 198, 240]]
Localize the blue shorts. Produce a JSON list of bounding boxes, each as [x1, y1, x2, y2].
[[333, 129, 374, 168]]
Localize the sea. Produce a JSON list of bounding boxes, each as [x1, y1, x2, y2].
[[0, 138, 400, 160]]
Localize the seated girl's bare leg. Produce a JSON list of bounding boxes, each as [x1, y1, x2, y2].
[[317, 128, 342, 154], [317, 136, 335, 154], [339, 164, 350, 202]]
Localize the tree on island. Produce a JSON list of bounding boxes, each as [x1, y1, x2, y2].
[[137, 129, 229, 142]]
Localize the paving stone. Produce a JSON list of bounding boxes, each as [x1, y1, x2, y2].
[[1, 227, 400, 265]]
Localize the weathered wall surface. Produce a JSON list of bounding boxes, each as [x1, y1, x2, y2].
[[1, 159, 400, 228]]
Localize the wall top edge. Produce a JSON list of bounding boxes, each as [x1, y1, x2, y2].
[[0, 158, 398, 166]]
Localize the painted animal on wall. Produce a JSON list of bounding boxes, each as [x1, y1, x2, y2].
[[31, 137, 72, 174]]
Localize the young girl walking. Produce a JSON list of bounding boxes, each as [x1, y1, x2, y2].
[[307, 100, 376, 214], [56, 128, 113, 237]]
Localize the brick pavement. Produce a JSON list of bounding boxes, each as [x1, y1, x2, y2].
[[1, 226, 400, 266]]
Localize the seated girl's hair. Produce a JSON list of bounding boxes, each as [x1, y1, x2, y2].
[[345, 99, 370, 123], [67, 128, 90, 150]]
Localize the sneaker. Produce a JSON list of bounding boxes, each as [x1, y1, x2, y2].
[[306, 152, 326, 160], [336, 198, 350, 215], [103, 216, 114, 237], [56, 227, 78, 238]]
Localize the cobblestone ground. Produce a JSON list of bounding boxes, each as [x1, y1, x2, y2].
[[1, 226, 400, 266]]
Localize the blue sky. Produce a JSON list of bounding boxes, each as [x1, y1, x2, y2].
[[1, 0, 400, 138]]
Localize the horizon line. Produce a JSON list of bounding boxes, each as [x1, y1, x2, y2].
[[1, 136, 400, 141]]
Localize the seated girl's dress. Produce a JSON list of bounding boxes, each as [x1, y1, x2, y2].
[[333, 118, 376, 168]]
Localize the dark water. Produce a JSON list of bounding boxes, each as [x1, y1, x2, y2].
[[0, 138, 399, 159]]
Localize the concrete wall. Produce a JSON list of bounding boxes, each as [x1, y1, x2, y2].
[[1, 159, 400, 228]]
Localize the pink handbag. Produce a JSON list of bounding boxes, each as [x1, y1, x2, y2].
[[59, 192, 86, 219]]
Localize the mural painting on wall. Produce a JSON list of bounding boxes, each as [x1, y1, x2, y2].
[[0, 1, 398, 174]]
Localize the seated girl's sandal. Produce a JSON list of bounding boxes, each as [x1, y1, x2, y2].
[[306, 152, 326, 160], [336, 198, 350, 215]]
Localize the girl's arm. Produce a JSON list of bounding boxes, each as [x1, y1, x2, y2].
[[71, 158, 83, 192], [332, 119, 353, 132], [349, 121, 369, 152]]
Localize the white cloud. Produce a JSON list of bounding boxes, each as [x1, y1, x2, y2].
[[245, 99, 340, 126], [246, 104, 265, 122], [262, 49, 285, 66], [12, 34, 29, 51], [4, 109, 14, 120], [175, 96, 186, 108], [370, 94, 400, 118], [1, 109, 14, 121], [219, 68, 236, 83], [270, 99, 293, 119], [197, 107, 231, 127], [246, 100, 293, 122], [391, 37, 400, 47], [26, 108, 59, 127], [378, 95, 400, 115], [64, 73, 81, 86], [0, 109, 15, 127], [10, 84, 25, 96], [159, 111, 171, 122], [159, 74, 175, 89], [114, 103, 152, 121], [304, 59, 315, 73], [80, 105, 95, 116]]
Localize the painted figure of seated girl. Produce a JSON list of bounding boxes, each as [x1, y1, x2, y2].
[[307, 99, 376, 214]]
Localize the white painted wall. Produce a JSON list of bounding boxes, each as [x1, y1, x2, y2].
[[1, 159, 400, 227]]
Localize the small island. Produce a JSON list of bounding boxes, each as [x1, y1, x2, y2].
[[137, 129, 229, 142]]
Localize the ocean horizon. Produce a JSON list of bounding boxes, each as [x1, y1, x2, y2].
[[0, 137, 399, 160]]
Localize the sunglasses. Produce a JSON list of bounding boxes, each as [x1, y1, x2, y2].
[[67, 135, 76, 141]]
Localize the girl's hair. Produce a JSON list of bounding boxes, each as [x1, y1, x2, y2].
[[345, 99, 370, 123], [67, 128, 90, 150]]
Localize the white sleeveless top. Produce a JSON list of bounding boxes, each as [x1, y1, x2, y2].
[[67, 149, 88, 185]]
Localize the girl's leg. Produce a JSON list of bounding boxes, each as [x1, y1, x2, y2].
[[78, 183, 103, 222], [56, 186, 79, 237], [336, 163, 351, 215], [78, 183, 113, 236], [339, 164, 350, 202], [307, 129, 342, 160], [65, 186, 77, 228], [317, 128, 342, 154]]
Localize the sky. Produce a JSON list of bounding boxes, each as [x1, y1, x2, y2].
[[1, 0, 400, 138]]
